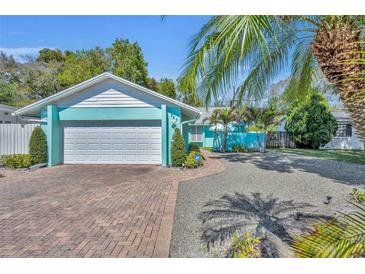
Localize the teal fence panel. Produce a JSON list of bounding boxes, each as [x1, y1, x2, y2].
[[212, 132, 264, 151]]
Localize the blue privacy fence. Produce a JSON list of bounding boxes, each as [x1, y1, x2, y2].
[[212, 131, 264, 151]]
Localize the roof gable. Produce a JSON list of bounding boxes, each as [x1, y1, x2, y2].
[[56, 78, 165, 108], [15, 72, 201, 117]]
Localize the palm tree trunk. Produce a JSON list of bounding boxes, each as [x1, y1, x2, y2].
[[256, 131, 262, 152], [222, 126, 228, 153], [311, 19, 365, 144]]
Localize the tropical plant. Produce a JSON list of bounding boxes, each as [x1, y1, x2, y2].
[[291, 202, 365, 258], [351, 188, 365, 203], [180, 15, 365, 144], [285, 91, 338, 149], [29, 127, 48, 165], [184, 151, 204, 168], [229, 232, 262, 258], [170, 128, 186, 166]]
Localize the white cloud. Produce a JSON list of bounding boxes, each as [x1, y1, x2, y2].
[[0, 47, 52, 61]]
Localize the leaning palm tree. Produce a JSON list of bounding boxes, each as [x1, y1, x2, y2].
[[180, 16, 365, 143], [291, 202, 365, 258]]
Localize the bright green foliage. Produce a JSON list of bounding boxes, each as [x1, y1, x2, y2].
[[58, 48, 110, 88], [229, 232, 262, 258], [108, 39, 149, 87], [292, 202, 365, 258], [1, 154, 32, 168], [0, 39, 152, 106], [156, 78, 176, 99], [184, 151, 204, 168], [351, 188, 365, 203], [189, 143, 201, 153], [29, 127, 47, 165], [285, 91, 338, 149], [36, 48, 65, 64], [171, 128, 186, 166]]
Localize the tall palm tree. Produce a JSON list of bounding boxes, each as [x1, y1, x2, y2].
[[180, 16, 365, 143]]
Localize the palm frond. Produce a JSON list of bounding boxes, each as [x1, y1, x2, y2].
[[291, 202, 365, 258]]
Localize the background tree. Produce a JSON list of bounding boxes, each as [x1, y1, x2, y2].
[[148, 77, 158, 91], [107, 38, 149, 87], [0, 38, 168, 107], [156, 78, 176, 99], [285, 90, 338, 149], [58, 47, 110, 87]]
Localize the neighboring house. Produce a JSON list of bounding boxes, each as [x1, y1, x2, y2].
[[14, 72, 201, 167], [0, 104, 19, 124], [188, 107, 263, 151], [321, 110, 364, 150], [275, 110, 364, 150]]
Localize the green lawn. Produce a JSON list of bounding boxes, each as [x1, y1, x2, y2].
[[270, 148, 365, 165]]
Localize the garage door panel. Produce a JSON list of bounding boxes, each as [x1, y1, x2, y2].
[[63, 121, 161, 164]]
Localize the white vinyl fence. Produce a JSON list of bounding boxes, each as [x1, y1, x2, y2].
[[0, 123, 40, 155]]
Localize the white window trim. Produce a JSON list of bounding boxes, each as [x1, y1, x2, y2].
[[190, 125, 203, 142]]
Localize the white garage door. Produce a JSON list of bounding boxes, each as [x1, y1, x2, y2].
[[63, 121, 161, 164]]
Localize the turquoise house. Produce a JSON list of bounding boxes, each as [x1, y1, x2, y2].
[[15, 73, 263, 167], [187, 107, 264, 152], [15, 73, 201, 167]]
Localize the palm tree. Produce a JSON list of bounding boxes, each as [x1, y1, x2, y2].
[[239, 107, 264, 151], [204, 108, 236, 152], [256, 106, 282, 152], [180, 16, 365, 143]]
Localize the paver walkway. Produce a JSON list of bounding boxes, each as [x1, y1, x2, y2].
[[0, 150, 224, 258]]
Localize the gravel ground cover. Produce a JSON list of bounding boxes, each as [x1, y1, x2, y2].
[[170, 152, 365, 257]]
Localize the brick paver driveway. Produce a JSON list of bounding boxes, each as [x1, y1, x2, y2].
[[0, 152, 224, 258]]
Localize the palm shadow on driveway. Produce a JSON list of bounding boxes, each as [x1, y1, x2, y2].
[[199, 192, 332, 257], [214, 153, 365, 187]]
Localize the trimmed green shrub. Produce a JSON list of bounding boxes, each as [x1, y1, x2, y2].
[[29, 127, 47, 164], [171, 128, 186, 166], [189, 143, 201, 152], [229, 232, 262, 258], [1, 154, 32, 168], [184, 151, 204, 168]]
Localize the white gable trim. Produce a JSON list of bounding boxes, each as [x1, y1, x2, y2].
[[15, 72, 201, 115]]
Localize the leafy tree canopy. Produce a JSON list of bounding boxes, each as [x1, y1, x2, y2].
[[0, 38, 179, 107], [285, 89, 338, 149]]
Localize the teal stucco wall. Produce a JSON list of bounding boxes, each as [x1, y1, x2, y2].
[[167, 106, 181, 165], [43, 105, 62, 166]]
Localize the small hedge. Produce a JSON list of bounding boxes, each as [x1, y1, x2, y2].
[[29, 127, 47, 165], [171, 128, 186, 166], [184, 151, 204, 168], [1, 154, 32, 169], [189, 143, 201, 153]]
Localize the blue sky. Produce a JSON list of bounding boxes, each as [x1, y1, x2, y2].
[[0, 16, 210, 80]]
